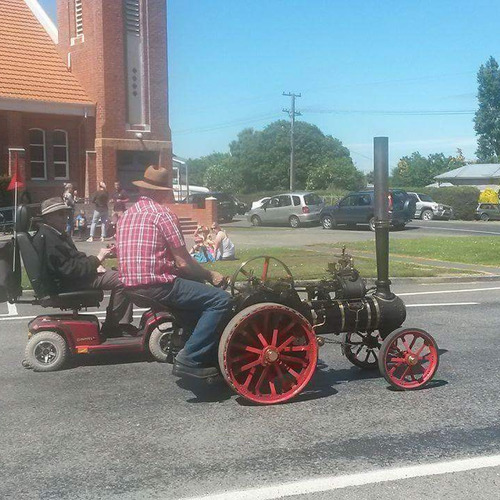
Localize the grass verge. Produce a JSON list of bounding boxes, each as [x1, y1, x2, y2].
[[203, 247, 465, 279], [328, 236, 500, 266], [20, 245, 471, 290]]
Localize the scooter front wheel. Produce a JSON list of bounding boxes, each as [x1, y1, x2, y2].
[[24, 331, 69, 372]]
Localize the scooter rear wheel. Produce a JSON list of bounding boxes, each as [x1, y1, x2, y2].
[[218, 303, 318, 404]]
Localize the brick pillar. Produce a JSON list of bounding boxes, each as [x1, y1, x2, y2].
[[205, 197, 218, 225], [85, 151, 97, 198], [95, 145, 117, 192]]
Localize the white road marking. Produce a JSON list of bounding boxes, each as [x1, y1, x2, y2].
[[0, 302, 18, 317], [413, 224, 500, 236], [406, 302, 478, 307], [183, 454, 500, 500], [399, 286, 500, 296]]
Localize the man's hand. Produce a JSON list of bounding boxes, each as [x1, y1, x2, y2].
[[97, 247, 112, 263], [209, 271, 226, 287]]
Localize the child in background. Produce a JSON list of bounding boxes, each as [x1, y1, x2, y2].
[[74, 210, 87, 240]]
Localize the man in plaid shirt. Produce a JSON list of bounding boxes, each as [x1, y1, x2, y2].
[[116, 166, 231, 379]]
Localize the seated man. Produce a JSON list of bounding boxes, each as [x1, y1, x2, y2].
[[32, 198, 134, 336], [116, 165, 231, 379]]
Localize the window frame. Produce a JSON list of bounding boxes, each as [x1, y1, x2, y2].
[[29, 128, 47, 181], [53, 129, 70, 180]]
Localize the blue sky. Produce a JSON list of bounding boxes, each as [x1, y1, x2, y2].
[[40, 0, 500, 172]]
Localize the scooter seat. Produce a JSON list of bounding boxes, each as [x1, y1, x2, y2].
[[39, 290, 104, 309]]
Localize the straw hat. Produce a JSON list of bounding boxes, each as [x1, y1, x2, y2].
[[41, 197, 71, 216], [132, 165, 173, 191]]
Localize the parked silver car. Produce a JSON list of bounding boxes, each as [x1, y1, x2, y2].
[[408, 192, 453, 220], [246, 192, 324, 228]]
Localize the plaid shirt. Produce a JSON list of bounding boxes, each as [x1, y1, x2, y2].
[[116, 196, 185, 287]]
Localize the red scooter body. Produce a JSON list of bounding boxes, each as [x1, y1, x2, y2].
[[27, 310, 172, 356]]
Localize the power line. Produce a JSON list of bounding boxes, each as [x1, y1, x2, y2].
[[283, 92, 302, 191], [302, 108, 475, 115]]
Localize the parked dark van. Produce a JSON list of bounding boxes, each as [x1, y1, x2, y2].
[[320, 189, 416, 231]]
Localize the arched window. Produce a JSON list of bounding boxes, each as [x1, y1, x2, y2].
[[53, 130, 69, 180], [29, 129, 46, 180]]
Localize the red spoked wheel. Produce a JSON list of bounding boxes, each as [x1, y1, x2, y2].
[[378, 328, 439, 390], [218, 302, 318, 404]]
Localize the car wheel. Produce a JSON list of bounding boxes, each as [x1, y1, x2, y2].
[[368, 218, 376, 232], [289, 215, 300, 228], [321, 215, 336, 230], [251, 215, 262, 226], [421, 209, 434, 221], [480, 213, 490, 221]]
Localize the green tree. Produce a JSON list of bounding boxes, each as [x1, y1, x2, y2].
[[474, 56, 500, 162], [203, 156, 242, 192], [186, 152, 231, 186], [306, 158, 365, 191], [228, 120, 357, 192], [392, 150, 465, 187]]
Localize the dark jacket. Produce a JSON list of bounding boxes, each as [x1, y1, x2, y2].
[[91, 190, 109, 210], [32, 224, 100, 294]]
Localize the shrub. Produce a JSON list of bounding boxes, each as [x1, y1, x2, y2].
[[479, 188, 499, 204]]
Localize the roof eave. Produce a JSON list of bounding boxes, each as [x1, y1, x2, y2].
[[24, 0, 58, 44], [0, 96, 95, 117]]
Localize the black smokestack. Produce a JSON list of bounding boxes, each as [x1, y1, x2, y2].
[[373, 137, 394, 299]]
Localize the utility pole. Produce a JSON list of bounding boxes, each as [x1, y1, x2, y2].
[[283, 92, 301, 191]]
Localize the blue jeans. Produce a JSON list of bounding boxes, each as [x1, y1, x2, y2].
[[135, 278, 232, 366], [90, 209, 108, 238]]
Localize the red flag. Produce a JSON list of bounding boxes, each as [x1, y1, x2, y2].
[[7, 155, 25, 191]]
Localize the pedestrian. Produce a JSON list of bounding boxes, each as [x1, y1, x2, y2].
[[62, 183, 76, 236], [87, 181, 109, 242], [211, 222, 235, 260]]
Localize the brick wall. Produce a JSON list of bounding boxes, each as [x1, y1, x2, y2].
[[0, 110, 95, 201], [167, 198, 218, 227]]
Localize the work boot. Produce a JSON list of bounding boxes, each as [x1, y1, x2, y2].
[[172, 360, 219, 379]]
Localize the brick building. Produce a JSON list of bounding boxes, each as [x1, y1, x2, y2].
[[0, 0, 172, 198], [0, 0, 216, 226]]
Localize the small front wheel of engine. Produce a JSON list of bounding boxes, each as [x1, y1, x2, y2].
[[344, 331, 381, 370], [149, 322, 175, 363], [24, 331, 68, 372], [379, 327, 439, 390]]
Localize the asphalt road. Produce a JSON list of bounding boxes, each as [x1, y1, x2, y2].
[[1, 281, 500, 499]]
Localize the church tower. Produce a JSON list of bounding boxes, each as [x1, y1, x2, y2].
[[56, 0, 172, 194]]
